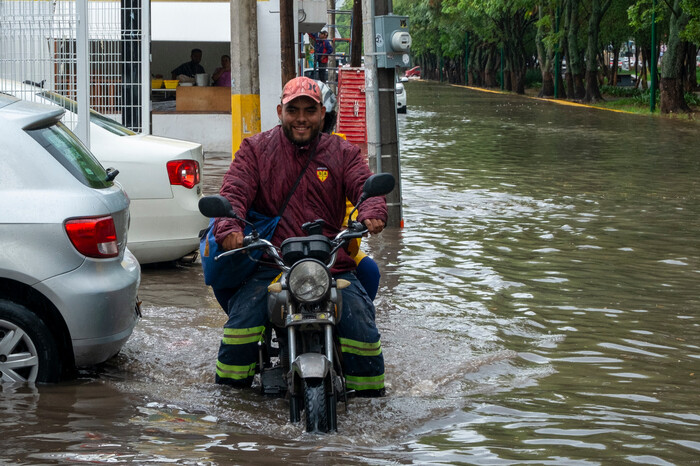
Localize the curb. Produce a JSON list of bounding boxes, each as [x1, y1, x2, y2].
[[449, 83, 636, 114]]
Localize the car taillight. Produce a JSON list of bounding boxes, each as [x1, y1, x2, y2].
[[65, 216, 119, 258], [167, 160, 200, 189]]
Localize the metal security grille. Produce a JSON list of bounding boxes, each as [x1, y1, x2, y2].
[[0, 0, 148, 134]]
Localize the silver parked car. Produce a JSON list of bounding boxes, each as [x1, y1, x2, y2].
[[0, 94, 141, 383], [0, 79, 208, 265]]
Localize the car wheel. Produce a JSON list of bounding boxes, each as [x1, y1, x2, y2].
[[0, 299, 61, 383]]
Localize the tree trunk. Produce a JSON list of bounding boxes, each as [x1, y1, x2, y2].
[[685, 44, 697, 92], [567, 0, 586, 99], [536, 5, 554, 97], [484, 48, 498, 87], [660, 77, 688, 112], [472, 45, 483, 86], [556, 7, 569, 99], [637, 47, 649, 91], [513, 69, 526, 94], [660, 0, 690, 113], [540, 72, 555, 97], [573, 73, 585, 99], [583, 0, 607, 102], [611, 47, 620, 86], [467, 46, 476, 85]]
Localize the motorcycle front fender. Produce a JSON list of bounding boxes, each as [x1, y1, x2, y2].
[[291, 353, 331, 380]]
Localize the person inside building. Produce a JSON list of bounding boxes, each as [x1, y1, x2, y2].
[[171, 48, 205, 79], [307, 29, 333, 82], [212, 54, 231, 87], [211, 76, 387, 397]]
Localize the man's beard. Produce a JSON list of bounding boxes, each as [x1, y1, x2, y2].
[[282, 123, 320, 147]]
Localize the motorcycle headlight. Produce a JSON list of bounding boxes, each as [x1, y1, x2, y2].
[[288, 259, 331, 303]]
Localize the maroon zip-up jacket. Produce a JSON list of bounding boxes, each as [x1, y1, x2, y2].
[[213, 126, 387, 273]]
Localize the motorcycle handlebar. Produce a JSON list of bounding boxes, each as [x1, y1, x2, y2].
[[215, 236, 285, 266], [215, 222, 369, 268]]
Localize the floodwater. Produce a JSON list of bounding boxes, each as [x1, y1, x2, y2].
[[2, 82, 699, 464]]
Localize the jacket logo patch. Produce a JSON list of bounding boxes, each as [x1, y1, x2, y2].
[[316, 167, 329, 182]]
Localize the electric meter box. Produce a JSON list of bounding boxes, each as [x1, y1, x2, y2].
[[374, 15, 412, 68], [298, 0, 327, 34]]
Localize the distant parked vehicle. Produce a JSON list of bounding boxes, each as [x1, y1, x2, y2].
[[0, 79, 209, 265], [405, 66, 421, 79], [396, 80, 407, 114], [0, 94, 141, 383]]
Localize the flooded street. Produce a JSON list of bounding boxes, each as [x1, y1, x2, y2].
[[2, 81, 699, 464]]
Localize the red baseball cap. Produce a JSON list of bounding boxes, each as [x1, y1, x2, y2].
[[281, 76, 322, 105]]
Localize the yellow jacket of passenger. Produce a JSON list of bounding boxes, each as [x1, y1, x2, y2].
[[344, 199, 366, 266]]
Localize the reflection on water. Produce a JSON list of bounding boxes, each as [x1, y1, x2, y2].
[[2, 82, 699, 464]]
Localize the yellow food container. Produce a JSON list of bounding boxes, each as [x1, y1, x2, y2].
[[151, 78, 164, 89], [163, 80, 179, 89]]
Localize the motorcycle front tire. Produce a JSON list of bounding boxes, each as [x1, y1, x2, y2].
[[303, 378, 336, 433]]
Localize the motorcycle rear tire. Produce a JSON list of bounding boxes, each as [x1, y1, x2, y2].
[[303, 378, 331, 433]]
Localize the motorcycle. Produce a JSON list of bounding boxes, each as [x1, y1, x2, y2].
[[198, 173, 395, 433]]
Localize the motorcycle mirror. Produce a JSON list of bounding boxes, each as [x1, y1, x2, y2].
[[363, 173, 395, 198], [198, 195, 236, 219], [347, 173, 396, 221], [354, 173, 396, 206]]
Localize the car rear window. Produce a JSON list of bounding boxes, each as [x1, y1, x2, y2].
[[26, 122, 113, 189], [38, 91, 136, 136]]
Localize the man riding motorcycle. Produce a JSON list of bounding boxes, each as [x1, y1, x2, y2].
[[210, 76, 387, 396]]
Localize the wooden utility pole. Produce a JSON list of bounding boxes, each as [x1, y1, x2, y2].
[[280, 0, 296, 86], [351, 0, 362, 67], [230, 0, 261, 154], [328, 0, 336, 85]]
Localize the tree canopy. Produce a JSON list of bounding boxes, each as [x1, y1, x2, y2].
[[391, 0, 700, 113]]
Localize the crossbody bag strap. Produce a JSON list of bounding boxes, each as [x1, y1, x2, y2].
[[277, 139, 318, 217]]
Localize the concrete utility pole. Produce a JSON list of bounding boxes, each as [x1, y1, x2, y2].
[[363, 0, 403, 227], [230, 0, 261, 155], [75, 0, 90, 147], [280, 0, 296, 86]]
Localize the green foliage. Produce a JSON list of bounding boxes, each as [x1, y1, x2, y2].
[[681, 0, 700, 43], [525, 67, 541, 88], [627, 0, 661, 30], [394, 0, 443, 58], [598, 85, 699, 109], [686, 91, 700, 107], [392, 0, 697, 100], [600, 84, 644, 98], [600, 0, 636, 48]]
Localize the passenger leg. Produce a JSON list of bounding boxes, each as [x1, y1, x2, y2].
[[335, 272, 385, 396], [354, 255, 381, 301]]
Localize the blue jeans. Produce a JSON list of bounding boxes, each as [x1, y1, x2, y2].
[[214, 267, 385, 394]]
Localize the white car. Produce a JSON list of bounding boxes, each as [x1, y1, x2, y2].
[[1, 80, 209, 264], [396, 80, 407, 114]]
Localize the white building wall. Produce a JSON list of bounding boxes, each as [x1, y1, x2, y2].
[[150, 0, 291, 132], [257, 0, 284, 131]]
